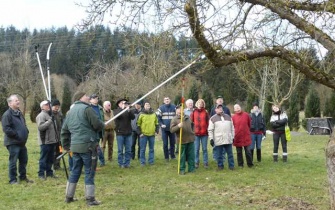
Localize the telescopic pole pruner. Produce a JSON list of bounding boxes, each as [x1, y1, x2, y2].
[[35, 45, 49, 100], [104, 55, 203, 125], [46, 43, 52, 101], [177, 78, 185, 174]]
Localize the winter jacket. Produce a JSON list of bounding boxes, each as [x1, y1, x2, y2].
[[210, 105, 231, 117], [250, 111, 266, 135], [2, 108, 29, 147], [157, 104, 176, 132], [103, 109, 116, 131], [91, 104, 104, 139], [131, 108, 142, 133], [61, 101, 105, 153], [113, 107, 135, 136], [190, 108, 209, 136], [170, 115, 195, 144], [232, 111, 251, 147], [208, 114, 234, 146], [270, 111, 288, 133], [36, 110, 58, 145], [137, 108, 159, 136]]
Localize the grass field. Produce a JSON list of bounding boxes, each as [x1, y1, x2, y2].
[[0, 117, 331, 210]]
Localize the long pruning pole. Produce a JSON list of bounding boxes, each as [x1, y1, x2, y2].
[[35, 45, 49, 100], [46, 43, 52, 101], [105, 56, 202, 125], [177, 78, 185, 174]]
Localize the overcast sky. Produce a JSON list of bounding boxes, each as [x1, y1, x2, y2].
[[0, 0, 89, 31]]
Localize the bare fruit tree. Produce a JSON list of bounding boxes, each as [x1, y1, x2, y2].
[[79, 1, 335, 206]]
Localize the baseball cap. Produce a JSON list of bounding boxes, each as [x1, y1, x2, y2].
[[216, 104, 223, 109], [90, 94, 98, 99], [217, 95, 223, 99], [40, 100, 49, 108]]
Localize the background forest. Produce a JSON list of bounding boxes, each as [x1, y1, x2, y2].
[[0, 25, 334, 130]]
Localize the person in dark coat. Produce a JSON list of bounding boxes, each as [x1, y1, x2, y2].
[[2, 94, 33, 184], [250, 103, 266, 162]]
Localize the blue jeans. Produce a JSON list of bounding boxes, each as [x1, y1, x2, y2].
[[139, 135, 155, 165], [194, 135, 208, 164], [68, 153, 73, 172], [213, 146, 226, 162], [6, 145, 28, 183], [216, 144, 234, 169], [162, 130, 176, 159], [116, 135, 132, 167], [38, 143, 56, 177], [251, 134, 263, 150], [69, 152, 95, 185], [97, 139, 105, 166]]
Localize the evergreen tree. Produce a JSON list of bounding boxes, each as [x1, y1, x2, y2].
[[30, 100, 41, 123], [324, 91, 335, 118], [202, 87, 213, 112], [61, 81, 72, 115], [187, 82, 198, 102], [263, 95, 272, 130], [174, 95, 182, 106], [305, 88, 321, 118], [287, 91, 300, 131], [246, 93, 258, 114]]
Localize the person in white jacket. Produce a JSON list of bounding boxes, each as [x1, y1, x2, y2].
[[208, 104, 235, 170]]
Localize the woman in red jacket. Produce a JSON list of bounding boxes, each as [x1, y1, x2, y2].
[[232, 104, 254, 168]]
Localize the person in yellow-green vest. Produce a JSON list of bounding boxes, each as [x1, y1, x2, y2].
[[137, 102, 159, 166]]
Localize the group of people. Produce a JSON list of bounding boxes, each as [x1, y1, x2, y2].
[[1, 93, 289, 206]]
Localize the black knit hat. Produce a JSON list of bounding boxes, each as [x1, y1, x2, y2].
[[51, 99, 60, 106]]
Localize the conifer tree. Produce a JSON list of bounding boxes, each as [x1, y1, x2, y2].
[[287, 91, 300, 131], [305, 88, 321, 118], [202, 88, 213, 113], [187, 83, 198, 102], [324, 91, 335, 118], [263, 96, 272, 130], [61, 81, 72, 115]]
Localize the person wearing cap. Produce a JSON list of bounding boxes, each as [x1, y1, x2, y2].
[[51, 99, 64, 170], [250, 102, 266, 162], [170, 105, 195, 175], [36, 100, 59, 180], [208, 104, 235, 170], [1, 94, 33, 184], [232, 104, 253, 168], [210, 95, 231, 117], [61, 91, 105, 205], [113, 98, 135, 168], [137, 101, 159, 166], [190, 99, 210, 169], [270, 104, 288, 162], [210, 95, 231, 161], [102, 101, 116, 162], [131, 102, 142, 160], [157, 97, 176, 161], [89, 94, 106, 167]]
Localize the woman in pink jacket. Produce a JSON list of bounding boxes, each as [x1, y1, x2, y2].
[[232, 104, 254, 168]]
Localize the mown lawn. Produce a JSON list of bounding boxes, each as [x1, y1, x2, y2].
[[0, 117, 330, 210]]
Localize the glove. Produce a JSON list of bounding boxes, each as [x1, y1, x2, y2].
[[210, 139, 214, 147], [262, 135, 266, 141], [161, 124, 166, 128]]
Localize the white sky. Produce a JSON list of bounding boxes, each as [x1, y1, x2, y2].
[[0, 0, 89, 31]]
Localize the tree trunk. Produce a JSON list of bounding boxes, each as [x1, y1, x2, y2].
[[326, 131, 335, 209]]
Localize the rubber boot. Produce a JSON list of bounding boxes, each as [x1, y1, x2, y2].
[[250, 149, 254, 162], [85, 185, 101, 206], [65, 182, 77, 203], [273, 154, 278, 162], [283, 155, 288, 162], [257, 149, 261, 162]]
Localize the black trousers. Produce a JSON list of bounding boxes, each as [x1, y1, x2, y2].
[[236, 146, 253, 167]]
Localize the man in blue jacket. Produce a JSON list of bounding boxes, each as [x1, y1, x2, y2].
[[157, 97, 176, 161], [2, 94, 33, 184]]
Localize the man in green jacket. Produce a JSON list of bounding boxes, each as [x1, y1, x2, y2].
[[61, 91, 105, 206], [170, 105, 195, 175]]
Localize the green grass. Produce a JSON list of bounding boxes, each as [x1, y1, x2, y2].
[[0, 119, 331, 210]]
